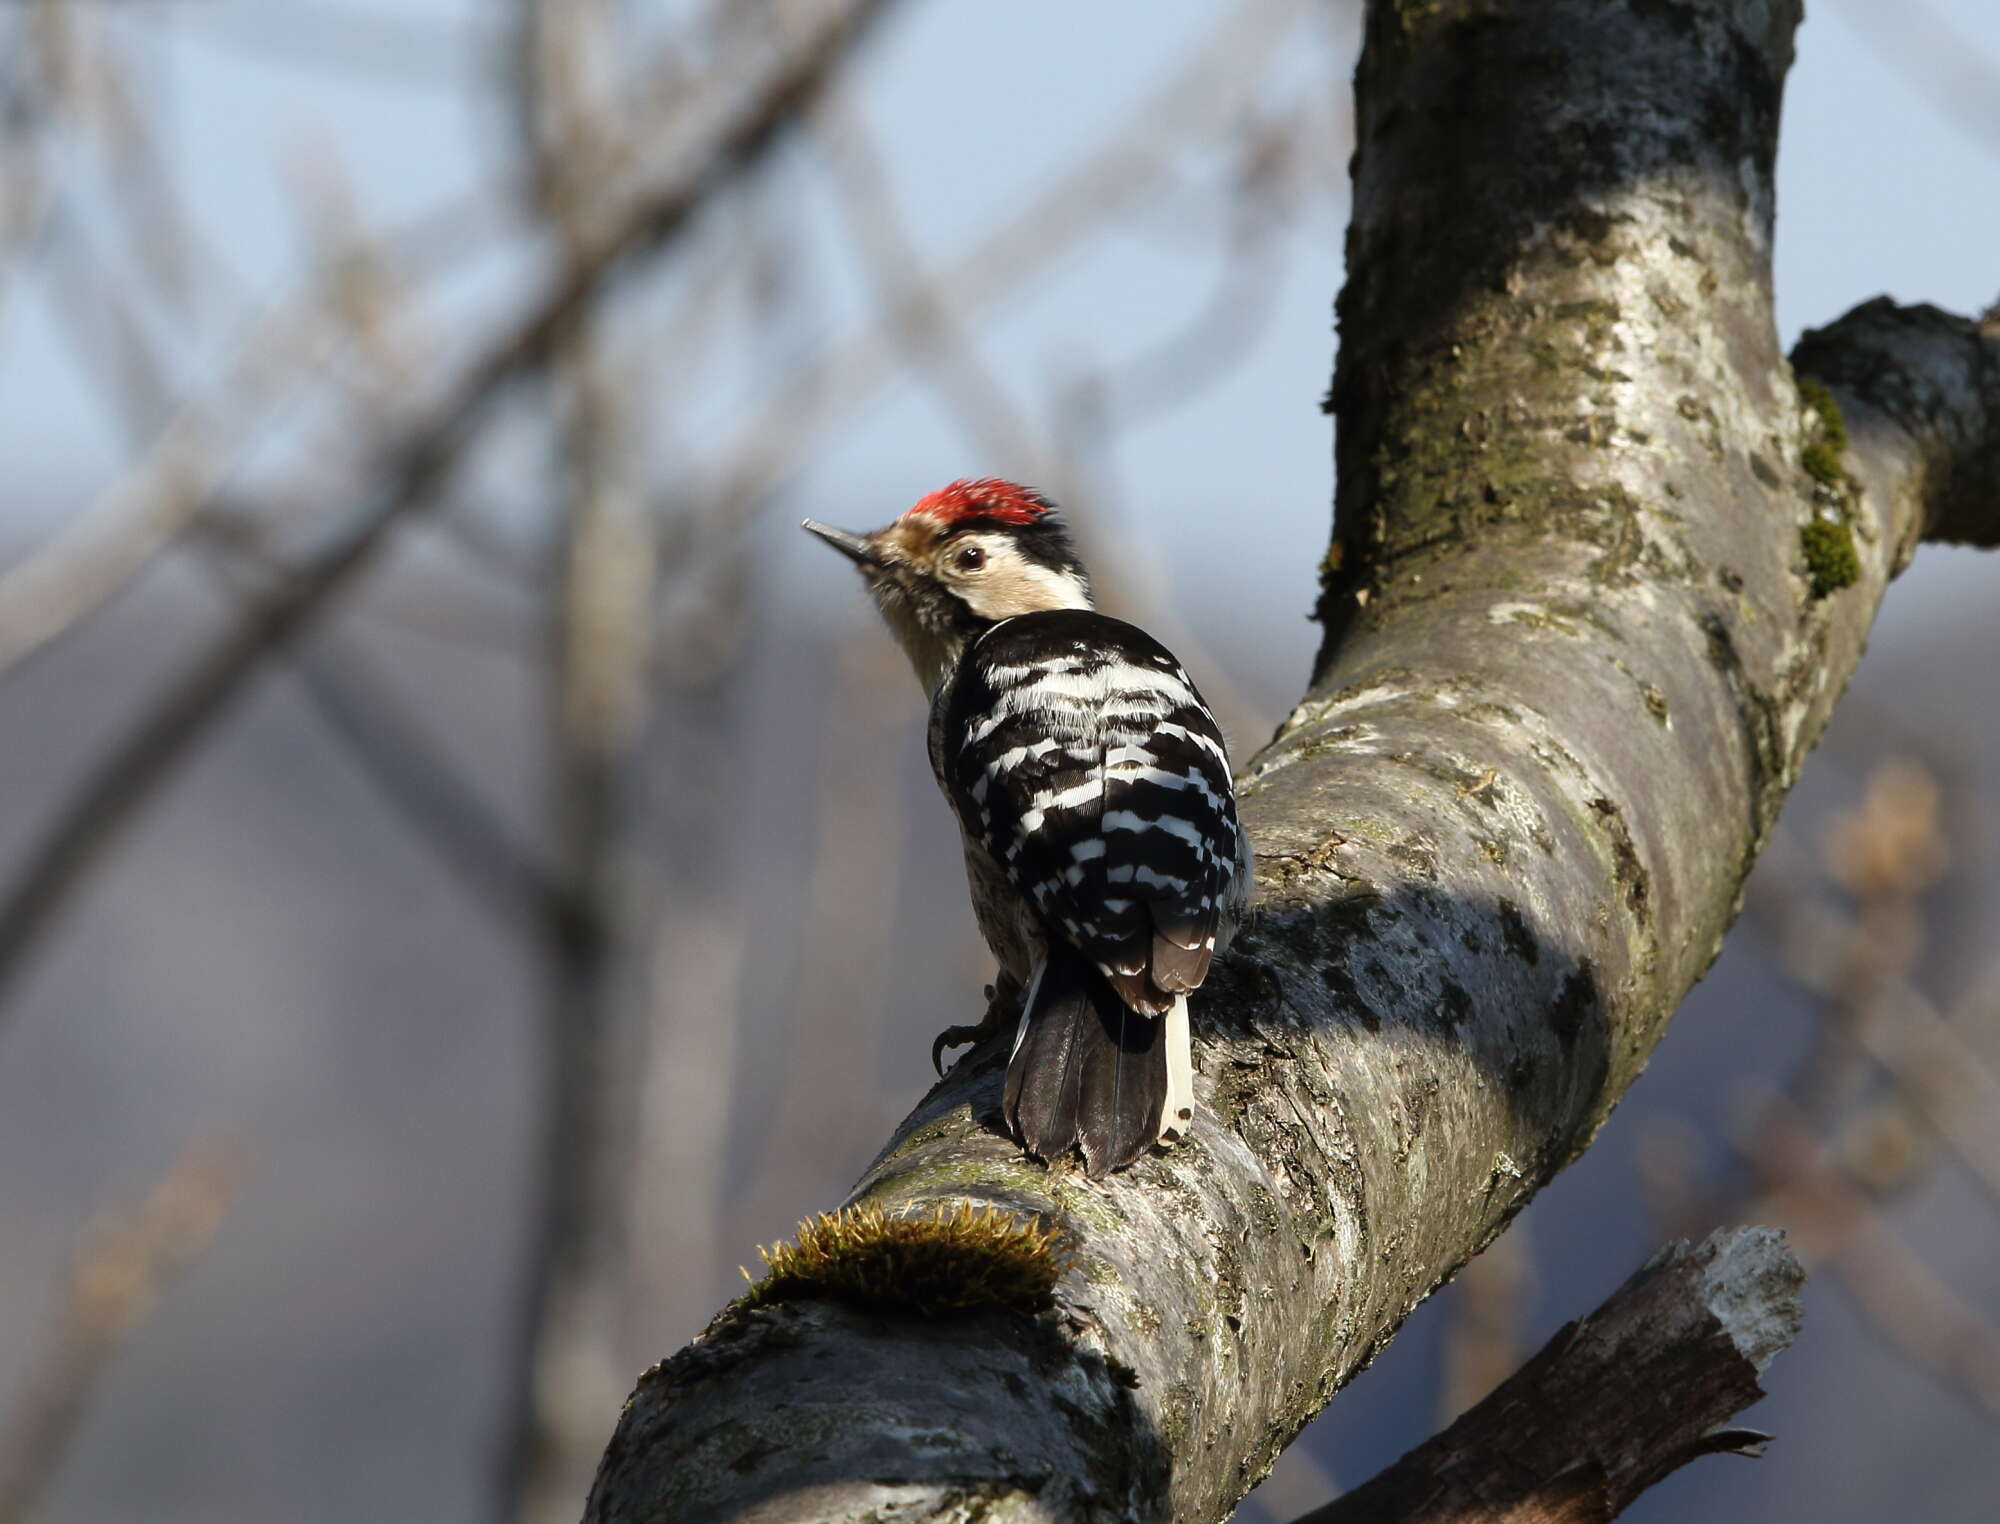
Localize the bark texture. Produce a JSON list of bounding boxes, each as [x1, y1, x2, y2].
[[585, 3, 2000, 1521], [1298, 1227, 1803, 1524]]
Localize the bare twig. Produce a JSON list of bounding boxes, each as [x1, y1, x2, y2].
[[496, 7, 713, 1515], [805, 66, 1293, 744], [1744, 761, 2000, 1215], [1746, 1099, 2000, 1419], [122, 0, 497, 91], [0, 163, 525, 677], [693, 0, 1308, 528], [500, 5, 669, 1507], [1827, 0, 2000, 159], [1092, 114, 1306, 431], [811, 88, 1049, 474], [0, 395, 225, 670], [0, 0, 905, 1015], [0, 1138, 249, 1524], [1665, 757, 2000, 1425], [1835, 977, 2000, 1217], [288, 632, 563, 934]]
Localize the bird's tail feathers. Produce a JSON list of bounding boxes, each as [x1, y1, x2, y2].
[[1004, 945, 1176, 1177]]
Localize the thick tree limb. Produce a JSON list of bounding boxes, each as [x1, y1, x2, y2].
[[1296, 1227, 1802, 1524], [586, 2, 2000, 1521]]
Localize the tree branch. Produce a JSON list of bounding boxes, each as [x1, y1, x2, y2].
[[500, 8, 669, 1506], [0, 1139, 247, 1524], [1792, 297, 2000, 555], [1295, 1228, 1803, 1524], [583, 2, 2000, 1520]]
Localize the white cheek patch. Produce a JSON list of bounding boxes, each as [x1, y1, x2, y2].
[[959, 545, 1092, 619]]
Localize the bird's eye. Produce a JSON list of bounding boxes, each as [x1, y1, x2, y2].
[[954, 544, 987, 572]]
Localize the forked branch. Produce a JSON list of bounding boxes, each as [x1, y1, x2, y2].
[[583, 2, 1998, 1520]]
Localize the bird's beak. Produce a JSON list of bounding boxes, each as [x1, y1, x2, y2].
[[801, 519, 883, 570]]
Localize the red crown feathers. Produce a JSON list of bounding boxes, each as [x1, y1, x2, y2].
[[904, 477, 1051, 526]]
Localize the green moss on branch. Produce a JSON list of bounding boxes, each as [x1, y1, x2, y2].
[[734, 1202, 1073, 1320], [1794, 377, 1861, 595], [1798, 376, 1854, 490], [1801, 519, 1861, 596], [1797, 377, 1848, 451]]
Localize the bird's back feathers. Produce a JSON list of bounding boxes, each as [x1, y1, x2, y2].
[[933, 609, 1242, 1015]]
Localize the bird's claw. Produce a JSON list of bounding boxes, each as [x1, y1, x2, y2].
[[931, 981, 1015, 1076], [931, 1023, 985, 1076]]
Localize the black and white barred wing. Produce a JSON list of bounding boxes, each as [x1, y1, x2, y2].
[[944, 610, 1240, 1012], [1100, 666, 1239, 1000]]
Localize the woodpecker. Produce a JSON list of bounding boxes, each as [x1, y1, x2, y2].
[[803, 479, 1251, 1176]]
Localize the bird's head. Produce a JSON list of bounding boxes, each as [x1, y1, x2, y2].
[[803, 477, 1093, 692]]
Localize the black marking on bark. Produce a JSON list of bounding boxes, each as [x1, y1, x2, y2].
[[1498, 898, 1541, 965], [1551, 963, 1600, 1050], [1700, 610, 1788, 840], [1588, 795, 1652, 918]]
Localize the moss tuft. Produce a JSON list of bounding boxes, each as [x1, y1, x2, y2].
[[1801, 519, 1861, 597], [1796, 378, 1860, 598], [1798, 378, 1853, 489], [735, 1202, 1072, 1320], [1800, 439, 1845, 487], [1797, 377, 1848, 453]]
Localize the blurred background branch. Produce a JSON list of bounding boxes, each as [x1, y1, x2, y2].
[[0, 0, 902, 1013], [0, 1138, 247, 1524], [1635, 751, 2000, 1434]]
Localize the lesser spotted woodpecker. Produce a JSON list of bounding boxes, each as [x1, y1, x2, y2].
[[803, 479, 1251, 1176]]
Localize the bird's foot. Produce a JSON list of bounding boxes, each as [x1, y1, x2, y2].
[[931, 976, 1021, 1076]]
